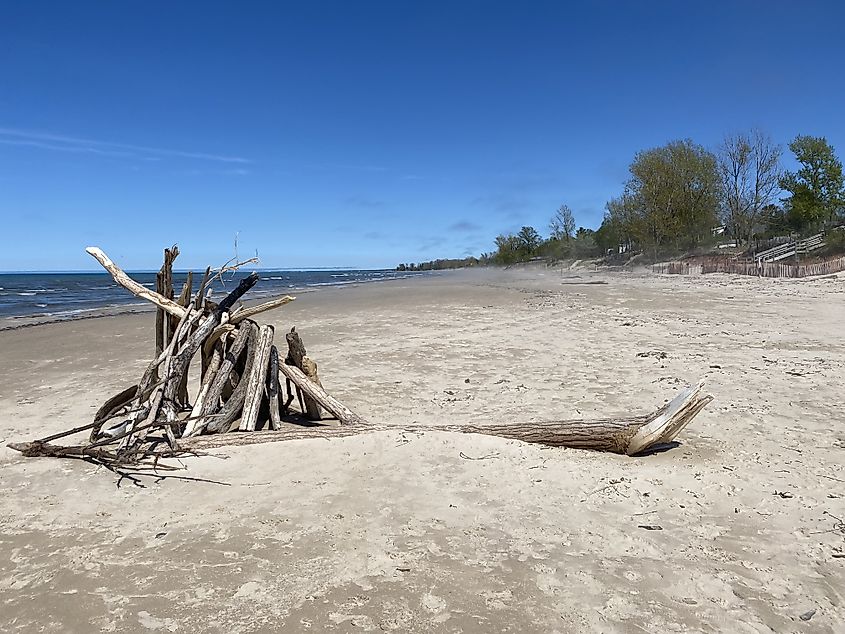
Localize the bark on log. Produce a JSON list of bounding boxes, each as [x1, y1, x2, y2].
[[239, 325, 275, 432]]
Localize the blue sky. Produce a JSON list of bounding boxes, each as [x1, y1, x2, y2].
[[1, 1, 844, 270]]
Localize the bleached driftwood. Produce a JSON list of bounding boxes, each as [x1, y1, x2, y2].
[[230, 295, 296, 324], [239, 324, 275, 432], [86, 247, 187, 319], [278, 362, 364, 424]]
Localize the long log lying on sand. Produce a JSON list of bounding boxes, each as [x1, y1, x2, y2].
[[184, 381, 710, 455], [9, 383, 711, 458]]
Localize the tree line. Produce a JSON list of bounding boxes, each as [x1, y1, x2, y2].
[[397, 132, 845, 270]]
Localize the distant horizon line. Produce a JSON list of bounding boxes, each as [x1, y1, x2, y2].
[[0, 266, 405, 274]]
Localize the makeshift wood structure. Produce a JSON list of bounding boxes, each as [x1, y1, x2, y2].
[[8, 246, 713, 470]]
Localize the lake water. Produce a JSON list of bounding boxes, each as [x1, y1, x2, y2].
[[0, 269, 426, 320]]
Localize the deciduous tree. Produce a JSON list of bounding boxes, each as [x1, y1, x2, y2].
[[780, 135, 845, 230], [718, 130, 782, 244], [550, 205, 576, 241]]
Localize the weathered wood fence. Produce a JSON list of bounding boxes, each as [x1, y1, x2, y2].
[[653, 255, 845, 278]]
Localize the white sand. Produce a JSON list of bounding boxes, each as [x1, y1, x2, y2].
[[1, 266, 843, 632]]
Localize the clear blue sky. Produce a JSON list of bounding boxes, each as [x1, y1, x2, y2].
[[2, 1, 844, 270]]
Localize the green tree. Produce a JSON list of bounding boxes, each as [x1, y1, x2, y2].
[[780, 135, 845, 231], [517, 226, 542, 252], [493, 233, 523, 264], [605, 140, 721, 258]]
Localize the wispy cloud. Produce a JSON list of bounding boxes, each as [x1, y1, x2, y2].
[[0, 127, 250, 164], [448, 220, 481, 232], [308, 162, 388, 172], [418, 236, 447, 252], [344, 195, 386, 209]]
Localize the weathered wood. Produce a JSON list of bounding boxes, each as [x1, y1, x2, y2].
[[89, 385, 138, 441], [202, 321, 259, 434], [177, 271, 193, 307], [86, 247, 187, 318], [174, 268, 193, 409], [206, 343, 258, 433], [285, 327, 322, 419], [155, 246, 179, 359], [229, 295, 295, 324], [299, 356, 323, 419], [183, 334, 227, 436], [155, 270, 165, 357], [161, 274, 259, 411], [184, 322, 254, 436], [239, 325, 275, 431], [625, 381, 711, 455], [277, 363, 365, 424], [9, 373, 711, 462], [267, 345, 282, 430], [184, 383, 711, 454], [285, 327, 306, 366], [194, 266, 212, 310]]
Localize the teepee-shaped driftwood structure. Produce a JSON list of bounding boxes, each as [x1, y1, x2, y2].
[[8, 246, 712, 470]]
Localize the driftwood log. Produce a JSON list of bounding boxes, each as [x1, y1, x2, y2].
[[6, 245, 713, 472], [285, 327, 322, 420]]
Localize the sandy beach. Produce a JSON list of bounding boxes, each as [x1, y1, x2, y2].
[[1, 266, 843, 632]]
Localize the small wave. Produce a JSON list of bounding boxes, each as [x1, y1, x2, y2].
[[17, 292, 37, 296], [306, 280, 361, 288]]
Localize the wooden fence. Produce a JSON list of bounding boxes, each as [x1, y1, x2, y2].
[[653, 255, 845, 278]]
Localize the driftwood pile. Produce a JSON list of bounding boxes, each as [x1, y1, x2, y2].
[[8, 246, 713, 470]]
